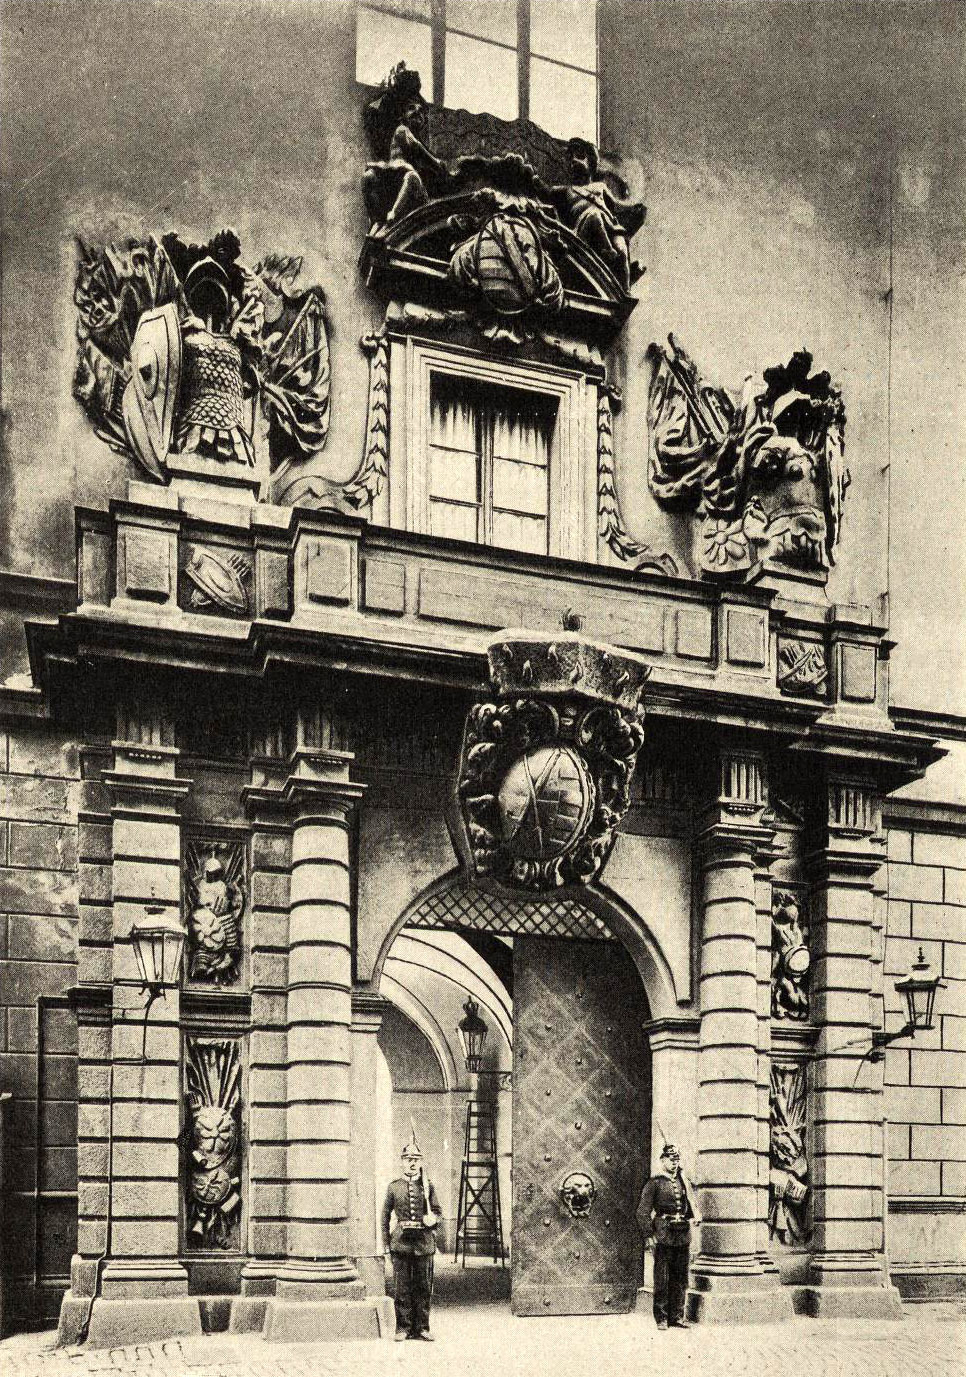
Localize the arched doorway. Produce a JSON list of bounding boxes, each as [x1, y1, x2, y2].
[[373, 873, 656, 1317]]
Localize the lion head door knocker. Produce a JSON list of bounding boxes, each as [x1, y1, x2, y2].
[[559, 1171, 596, 1219]]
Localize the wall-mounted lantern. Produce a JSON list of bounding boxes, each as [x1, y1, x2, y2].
[[871, 947, 945, 1060], [457, 997, 489, 1074], [130, 904, 186, 1061]]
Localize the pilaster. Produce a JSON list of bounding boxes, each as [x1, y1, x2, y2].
[[799, 772, 903, 1318], [251, 710, 392, 1342], [689, 747, 794, 1323], [349, 990, 389, 1295]]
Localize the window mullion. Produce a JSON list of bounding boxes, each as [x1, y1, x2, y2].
[[481, 403, 494, 547], [518, 0, 530, 124], [431, 0, 446, 106]]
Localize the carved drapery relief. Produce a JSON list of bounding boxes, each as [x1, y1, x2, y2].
[[457, 633, 648, 891], [647, 335, 849, 581], [183, 838, 246, 985], [597, 390, 677, 575], [184, 1037, 242, 1250], [344, 333, 390, 510], [771, 889, 810, 1020], [74, 232, 329, 486], [769, 1061, 810, 1246]]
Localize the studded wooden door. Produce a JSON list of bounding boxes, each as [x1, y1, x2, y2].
[[511, 936, 651, 1315]]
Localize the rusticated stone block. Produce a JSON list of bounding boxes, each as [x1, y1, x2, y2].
[[362, 557, 406, 615], [256, 548, 291, 619], [122, 528, 172, 601], [7, 912, 76, 962], [725, 607, 766, 667], [8, 821, 77, 871], [0, 774, 75, 824], [839, 642, 877, 702], [305, 537, 353, 605]]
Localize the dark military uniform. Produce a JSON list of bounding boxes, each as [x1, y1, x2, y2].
[[636, 1169, 696, 1327], [382, 1173, 441, 1338]]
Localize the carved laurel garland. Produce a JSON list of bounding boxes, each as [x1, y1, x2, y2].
[[597, 389, 677, 575], [344, 332, 390, 509]]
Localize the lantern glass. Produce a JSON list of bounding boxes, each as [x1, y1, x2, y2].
[[457, 997, 489, 1074], [131, 921, 186, 992], [895, 947, 945, 1032]]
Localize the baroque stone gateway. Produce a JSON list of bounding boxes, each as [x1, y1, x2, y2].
[[1, 0, 963, 1354]]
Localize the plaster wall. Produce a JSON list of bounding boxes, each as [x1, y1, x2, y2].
[[2, 0, 963, 715]]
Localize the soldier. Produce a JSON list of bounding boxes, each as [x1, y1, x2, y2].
[[636, 1142, 701, 1330], [381, 1127, 441, 1342]]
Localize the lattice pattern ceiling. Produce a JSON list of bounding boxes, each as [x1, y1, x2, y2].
[[407, 880, 614, 942]]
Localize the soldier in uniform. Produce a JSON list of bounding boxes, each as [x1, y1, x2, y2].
[[381, 1128, 441, 1342], [636, 1142, 701, 1330]]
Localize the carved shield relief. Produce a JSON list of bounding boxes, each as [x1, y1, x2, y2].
[[122, 303, 182, 480]]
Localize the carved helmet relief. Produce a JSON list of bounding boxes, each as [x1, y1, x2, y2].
[[73, 231, 329, 485], [647, 335, 850, 581]]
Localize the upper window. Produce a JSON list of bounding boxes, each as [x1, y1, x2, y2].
[[429, 376, 555, 555], [356, 0, 598, 143]]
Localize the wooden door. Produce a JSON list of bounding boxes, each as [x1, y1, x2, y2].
[[511, 936, 650, 1315]]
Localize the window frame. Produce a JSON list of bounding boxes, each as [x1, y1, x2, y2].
[[356, 0, 599, 141], [398, 337, 595, 563]]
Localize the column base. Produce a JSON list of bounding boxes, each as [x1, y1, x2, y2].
[[262, 1296, 395, 1343], [100, 1258, 190, 1299], [796, 1282, 904, 1319], [57, 1295, 203, 1349], [275, 1258, 364, 1300], [798, 1255, 905, 1318], [688, 1264, 796, 1324]]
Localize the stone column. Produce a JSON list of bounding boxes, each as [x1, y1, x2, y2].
[[235, 761, 292, 1326], [689, 748, 793, 1323], [801, 773, 902, 1317], [262, 722, 392, 1341], [753, 846, 780, 1276], [88, 700, 201, 1345], [349, 990, 388, 1295]]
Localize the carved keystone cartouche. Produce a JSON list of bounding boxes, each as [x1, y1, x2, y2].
[[457, 631, 650, 891]]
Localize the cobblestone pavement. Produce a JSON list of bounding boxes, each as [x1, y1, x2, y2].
[[2, 1303, 964, 1377]]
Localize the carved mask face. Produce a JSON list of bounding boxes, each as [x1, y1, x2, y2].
[[560, 1172, 595, 1218], [746, 435, 828, 569], [401, 98, 427, 139]]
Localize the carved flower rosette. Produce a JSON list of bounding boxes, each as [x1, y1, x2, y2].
[[457, 634, 648, 891]]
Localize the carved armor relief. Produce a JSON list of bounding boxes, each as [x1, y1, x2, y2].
[[184, 1037, 243, 1251], [771, 888, 811, 1020], [183, 837, 246, 986]]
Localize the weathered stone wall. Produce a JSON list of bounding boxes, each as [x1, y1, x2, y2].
[[0, 724, 81, 1332], [883, 812, 966, 1298]]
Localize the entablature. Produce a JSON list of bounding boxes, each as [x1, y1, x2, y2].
[[15, 486, 941, 792]]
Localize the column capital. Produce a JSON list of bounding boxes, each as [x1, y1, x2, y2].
[[351, 988, 388, 1034]]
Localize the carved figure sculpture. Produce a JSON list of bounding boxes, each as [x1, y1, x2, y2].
[[550, 139, 645, 292], [363, 62, 454, 227], [74, 230, 329, 484], [185, 1038, 242, 1250], [771, 889, 810, 1020], [647, 335, 849, 579], [184, 842, 245, 984], [769, 1063, 810, 1246]]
